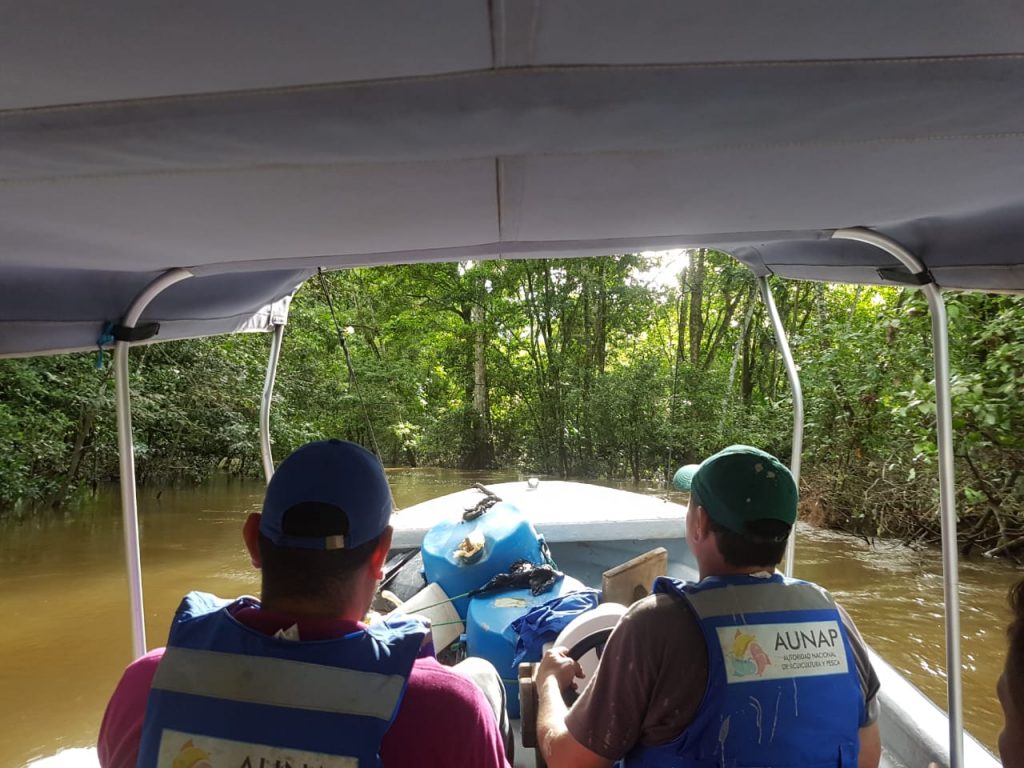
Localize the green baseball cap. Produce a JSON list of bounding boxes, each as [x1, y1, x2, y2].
[[672, 445, 797, 537]]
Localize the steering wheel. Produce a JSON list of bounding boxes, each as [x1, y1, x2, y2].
[[561, 626, 615, 704], [520, 605, 626, 752]]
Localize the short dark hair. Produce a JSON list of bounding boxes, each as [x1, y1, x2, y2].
[[694, 490, 790, 568], [1007, 579, 1024, 711], [258, 502, 381, 603]]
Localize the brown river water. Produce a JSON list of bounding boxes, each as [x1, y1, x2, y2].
[[1, 468, 1020, 766]]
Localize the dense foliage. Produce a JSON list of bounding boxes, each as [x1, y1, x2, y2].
[[1, 253, 1021, 555]]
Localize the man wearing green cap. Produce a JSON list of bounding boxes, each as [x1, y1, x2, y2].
[[536, 445, 880, 768]]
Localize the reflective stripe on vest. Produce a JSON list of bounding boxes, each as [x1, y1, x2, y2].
[[623, 574, 863, 768], [136, 591, 428, 768], [684, 576, 835, 618], [152, 646, 408, 721]]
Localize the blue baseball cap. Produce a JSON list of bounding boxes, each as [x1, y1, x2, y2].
[[261, 439, 392, 550]]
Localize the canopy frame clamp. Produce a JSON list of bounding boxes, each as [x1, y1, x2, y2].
[[259, 323, 286, 483], [109, 268, 193, 660], [833, 227, 964, 768]]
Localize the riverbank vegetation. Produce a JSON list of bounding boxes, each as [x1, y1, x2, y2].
[[1, 253, 1021, 557]]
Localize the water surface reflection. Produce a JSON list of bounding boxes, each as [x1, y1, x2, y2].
[[0, 471, 1015, 765]]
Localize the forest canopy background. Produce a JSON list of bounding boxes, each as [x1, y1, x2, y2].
[[1, 252, 1021, 556]]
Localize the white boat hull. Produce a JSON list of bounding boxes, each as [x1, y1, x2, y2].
[[396, 480, 998, 768], [38, 481, 996, 768]]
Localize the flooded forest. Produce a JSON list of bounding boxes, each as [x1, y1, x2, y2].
[[1, 251, 1022, 558]]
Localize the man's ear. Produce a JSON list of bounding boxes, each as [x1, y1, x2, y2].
[[693, 505, 711, 542], [243, 512, 263, 569], [370, 526, 394, 579]]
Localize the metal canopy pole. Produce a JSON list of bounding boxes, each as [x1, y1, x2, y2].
[[833, 227, 964, 768], [757, 277, 805, 578], [260, 323, 285, 483], [114, 268, 193, 659]]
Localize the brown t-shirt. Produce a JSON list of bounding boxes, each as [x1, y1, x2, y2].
[[565, 588, 880, 761]]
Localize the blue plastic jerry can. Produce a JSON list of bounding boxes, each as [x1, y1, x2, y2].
[[421, 501, 545, 619], [466, 574, 586, 718]]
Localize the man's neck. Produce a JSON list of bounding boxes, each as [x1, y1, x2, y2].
[[699, 564, 778, 580], [258, 595, 365, 622]]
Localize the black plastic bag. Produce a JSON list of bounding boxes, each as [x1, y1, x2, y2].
[[469, 559, 562, 597]]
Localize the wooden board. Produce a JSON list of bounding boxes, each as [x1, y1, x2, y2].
[[517, 663, 546, 768], [601, 547, 668, 606]]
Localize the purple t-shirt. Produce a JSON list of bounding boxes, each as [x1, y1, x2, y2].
[[98, 606, 509, 768]]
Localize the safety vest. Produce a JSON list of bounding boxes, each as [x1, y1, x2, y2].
[[624, 574, 864, 768], [137, 591, 428, 768]]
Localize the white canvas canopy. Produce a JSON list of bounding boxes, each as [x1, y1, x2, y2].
[[2, 1, 1024, 356], [1, 6, 1017, 765]]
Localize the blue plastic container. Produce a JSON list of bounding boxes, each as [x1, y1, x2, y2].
[[466, 574, 586, 718], [421, 501, 545, 619]]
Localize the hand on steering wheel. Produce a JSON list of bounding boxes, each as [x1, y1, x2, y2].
[[561, 628, 615, 704], [539, 627, 615, 705], [538, 646, 584, 704]]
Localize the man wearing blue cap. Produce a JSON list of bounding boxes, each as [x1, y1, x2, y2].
[[99, 439, 510, 768], [536, 445, 881, 768]]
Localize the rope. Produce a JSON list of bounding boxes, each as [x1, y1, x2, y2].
[[95, 321, 115, 369], [316, 268, 382, 459], [463, 483, 502, 521], [401, 590, 473, 614]]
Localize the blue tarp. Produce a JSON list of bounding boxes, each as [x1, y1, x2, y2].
[[510, 588, 601, 667]]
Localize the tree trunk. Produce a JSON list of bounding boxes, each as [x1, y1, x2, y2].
[[539, 262, 569, 476], [465, 297, 496, 468], [66, 406, 95, 485], [688, 250, 706, 365], [700, 282, 744, 370], [51, 405, 95, 507], [722, 288, 758, 426], [523, 266, 554, 472], [674, 266, 689, 376], [666, 264, 691, 473], [595, 261, 608, 375], [740, 309, 759, 405]]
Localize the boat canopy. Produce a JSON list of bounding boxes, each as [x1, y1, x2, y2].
[[2, 1, 1024, 357]]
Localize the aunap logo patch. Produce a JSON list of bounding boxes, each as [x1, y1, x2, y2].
[[716, 621, 848, 683], [157, 730, 357, 768]]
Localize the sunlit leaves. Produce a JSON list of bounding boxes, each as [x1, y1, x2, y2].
[[1, 259, 1021, 537]]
